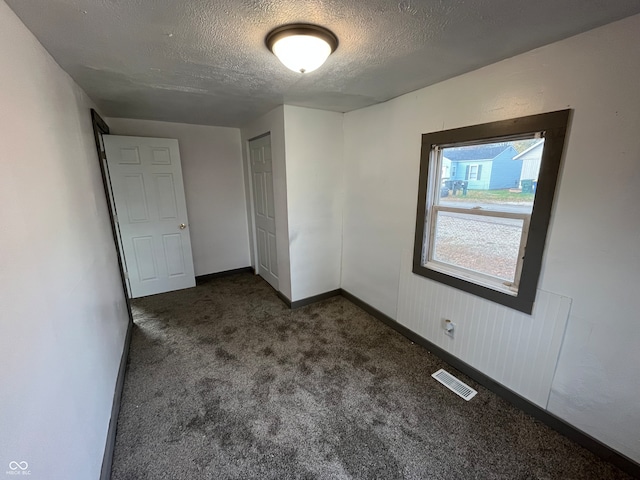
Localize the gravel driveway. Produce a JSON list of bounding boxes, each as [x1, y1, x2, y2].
[[433, 213, 522, 281]]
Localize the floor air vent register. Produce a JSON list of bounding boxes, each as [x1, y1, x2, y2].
[[432, 369, 477, 401]]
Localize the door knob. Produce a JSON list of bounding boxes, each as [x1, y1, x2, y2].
[[179, 223, 187, 230]]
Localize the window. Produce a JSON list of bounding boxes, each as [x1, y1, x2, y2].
[[413, 110, 570, 313], [467, 164, 482, 180]]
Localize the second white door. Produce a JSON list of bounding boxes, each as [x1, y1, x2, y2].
[[103, 135, 196, 298], [249, 135, 279, 290]]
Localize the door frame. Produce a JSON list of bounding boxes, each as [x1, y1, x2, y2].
[[90, 109, 133, 323], [246, 132, 274, 286]]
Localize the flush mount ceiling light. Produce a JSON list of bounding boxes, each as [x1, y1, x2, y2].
[[266, 24, 338, 74]]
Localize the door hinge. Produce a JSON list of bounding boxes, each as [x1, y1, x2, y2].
[[124, 271, 129, 280], [113, 214, 118, 224]]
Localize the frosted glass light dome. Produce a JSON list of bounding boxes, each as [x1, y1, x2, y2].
[[266, 24, 338, 74]]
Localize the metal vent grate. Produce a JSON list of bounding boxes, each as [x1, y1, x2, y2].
[[432, 369, 477, 401]]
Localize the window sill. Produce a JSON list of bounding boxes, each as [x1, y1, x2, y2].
[[424, 260, 518, 297]]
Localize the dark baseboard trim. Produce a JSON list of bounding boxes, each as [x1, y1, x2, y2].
[[100, 320, 133, 480], [195, 267, 254, 285], [277, 289, 342, 309], [291, 289, 342, 309], [340, 289, 640, 479], [277, 292, 292, 308]]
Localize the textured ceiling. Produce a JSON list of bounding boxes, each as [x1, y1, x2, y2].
[[6, 0, 640, 127]]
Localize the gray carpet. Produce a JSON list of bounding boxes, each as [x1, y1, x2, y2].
[[110, 273, 630, 479]]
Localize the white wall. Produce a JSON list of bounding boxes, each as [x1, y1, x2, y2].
[[105, 118, 250, 276], [240, 106, 292, 300], [283, 106, 344, 301], [342, 14, 640, 462], [240, 106, 343, 302], [0, 2, 130, 479]]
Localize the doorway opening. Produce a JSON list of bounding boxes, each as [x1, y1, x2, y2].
[[91, 109, 133, 321], [90, 110, 196, 301]]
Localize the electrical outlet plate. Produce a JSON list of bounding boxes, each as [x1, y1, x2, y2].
[[444, 319, 455, 338]]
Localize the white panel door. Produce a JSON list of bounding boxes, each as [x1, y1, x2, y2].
[[249, 135, 278, 290], [103, 135, 196, 298]]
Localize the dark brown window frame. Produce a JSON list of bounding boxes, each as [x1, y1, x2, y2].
[[413, 110, 571, 314]]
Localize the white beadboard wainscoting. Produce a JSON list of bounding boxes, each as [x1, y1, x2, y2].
[[397, 249, 572, 408]]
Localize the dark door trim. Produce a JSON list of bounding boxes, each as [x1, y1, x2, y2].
[[91, 110, 136, 480], [90, 109, 133, 322]]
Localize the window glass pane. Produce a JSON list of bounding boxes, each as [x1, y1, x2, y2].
[[430, 211, 524, 283], [439, 138, 544, 214]]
